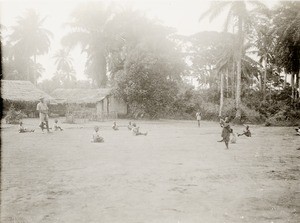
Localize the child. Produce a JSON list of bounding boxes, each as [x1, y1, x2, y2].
[[112, 121, 119, 131], [238, 125, 251, 137], [132, 123, 147, 136], [19, 121, 35, 133], [53, 119, 63, 131], [196, 111, 202, 127], [231, 130, 237, 144], [39, 122, 52, 131], [91, 126, 104, 143], [127, 121, 133, 131], [218, 117, 231, 149]]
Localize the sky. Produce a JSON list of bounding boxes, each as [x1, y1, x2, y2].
[[0, 0, 279, 82]]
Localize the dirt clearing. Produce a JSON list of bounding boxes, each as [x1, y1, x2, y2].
[[1, 119, 300, 223]]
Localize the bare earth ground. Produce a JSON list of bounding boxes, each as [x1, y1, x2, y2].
[[1, 118, 300, 223]]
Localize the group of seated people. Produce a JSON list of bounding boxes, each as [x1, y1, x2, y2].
[[127, 121, 148, 136], [19, 119, 63, 133], [91, 121, 148, 143]]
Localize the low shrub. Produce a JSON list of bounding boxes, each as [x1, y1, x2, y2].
[[198, 99, 262, 123], [199, 102, 220, 121], [5, 104, 27, 124], [65, 114, 76, 124]]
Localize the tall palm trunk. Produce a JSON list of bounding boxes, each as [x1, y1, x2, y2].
[[263, 54, 267, 102], [259, 73, 263, 91], [96, 53, 107, 87], [296, 70, 299, 99], [232, 62, 235, 98], [226, 67, 229, 98], [298, 69, 300, 98], [283, 70, 287, 88], [291, 73, 295, 102], [219, 71, 224, 117], [27, 58, 31, 81], [235, 17, 243, 119], [33, 54, 37, 85]]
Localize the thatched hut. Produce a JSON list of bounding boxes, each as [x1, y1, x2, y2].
[[1, 80, 56, 117], [50, 88, 127, 120]]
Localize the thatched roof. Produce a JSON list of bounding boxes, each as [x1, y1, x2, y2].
[[50, 88, 112, 104], [1, 80, 55, 103]]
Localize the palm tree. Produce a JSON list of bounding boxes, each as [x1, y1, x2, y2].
[[53, 49, 74, 73], [273, 1, 300, 101], [29, 61, 45, 81], [199, 1, 267, 119], [62, 2, 113, 87], [53, 49, 76, 86], [247, 6, 274, 102], [9, 9, 52, 84]]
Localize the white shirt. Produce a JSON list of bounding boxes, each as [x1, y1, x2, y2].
[[37, 102, 48, 113], [196, 112, 201, 120]]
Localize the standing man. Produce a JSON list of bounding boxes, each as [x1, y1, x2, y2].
[[196, 110, 202, 127], [37, 97, 50, 133]]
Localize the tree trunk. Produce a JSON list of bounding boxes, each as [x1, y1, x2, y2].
[[226, 67, 229, 98], [232, 62, 235, 99], [259, 73, 263, 91], [236, 58, 242, 118], [263, 54, 267, 102], [235, 16, 243, 120], [291, 73, 295, 102], [96, 53, 107, 87], [27, 59, 31, 82], [296, 70, 299, 99], [298, 69, 300, 98], [33, 54, 37, 85], [219, 72, 224, 117], [284, 71, 287, 88]]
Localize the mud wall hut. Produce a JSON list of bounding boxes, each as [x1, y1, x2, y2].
[[1, 80, 56, 117], [50, 88, 127, 120]]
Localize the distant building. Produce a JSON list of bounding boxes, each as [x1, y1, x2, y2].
[[1, 80, 56, 117], [50, 88, 127, 120]]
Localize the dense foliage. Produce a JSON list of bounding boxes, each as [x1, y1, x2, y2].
[[1, 1, 300, 125]]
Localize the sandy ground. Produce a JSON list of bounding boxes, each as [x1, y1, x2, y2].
[[1, 118, 300, 223]]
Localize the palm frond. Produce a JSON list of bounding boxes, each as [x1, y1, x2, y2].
[[199, 1, 231, 22]]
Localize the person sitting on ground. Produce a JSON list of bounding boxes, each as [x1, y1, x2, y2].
[[19, 121, 35, 133], [112, 121, 119, 131], [53, 119, 63, 131], [91, 126, 104, 143], [295, 126, 300, 136], [218, 117, 231, 149], [238, 125, 252, 137], [127, 121, 133, 131], [131, 123, 147, 136]]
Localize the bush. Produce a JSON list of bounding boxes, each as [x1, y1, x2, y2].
[[265, 109, 300, 126], [199, 102, 220, 121], [198, 99, 262, 123], [265, 116, 300, 126], [5, 104, 27, 124], [65, 114, 76, 124], [49, 113, 60, 118]]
